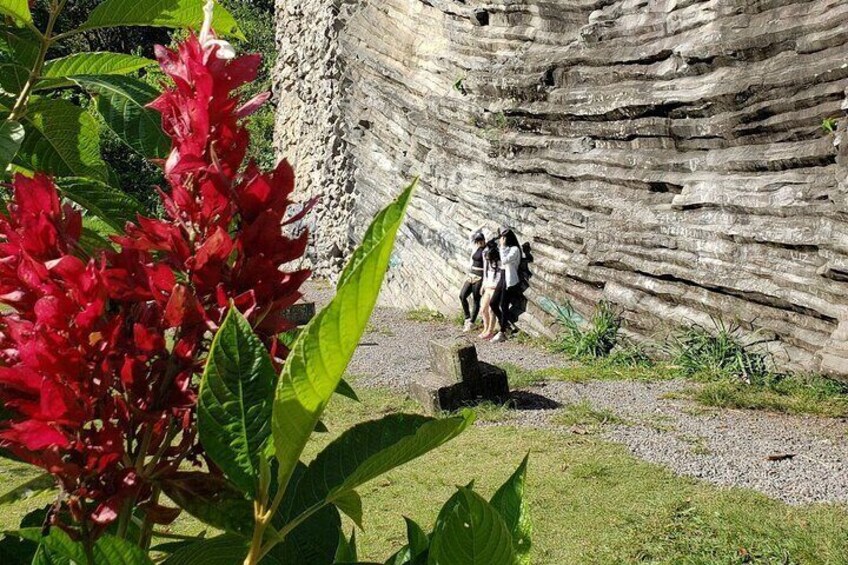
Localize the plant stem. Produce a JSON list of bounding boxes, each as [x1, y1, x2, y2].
[[243, 503, 271, 565], [138, 484, 161, 550], [7, 0, 66, 122], [255, 501, 327, 562], [80, 520, 96, 565]]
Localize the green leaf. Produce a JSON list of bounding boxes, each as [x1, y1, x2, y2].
[[269, 462, 342, 565], [334, 529, 357, 564], [72, 75, 169, 159], [81, 0, 243, 39], [39, 53, 154, 90], [0, 26, 39, 69], [0, 1, 31, 25], [336, 378, 359, 402], [80, 216, 118, 255], [333, 490, 362, 529], [199, 308, 277, 495], [336, 178, 416, 290], [428, 487, 515, 565], [490, 455, 531, 564], [294, 413, 472, 515], [385, 518, 429, 565], [267, 505, 340, 565], [56, 177, 144, 231], [160, 534, 248, 565], [0, 474, 55, 506], [159, 472, 254, 537], [272, 181, 416, 495], [12, 529, 153, 564], [405, 518, 430, 558], [0, 64, 27, 96], [16, 98, 108, 181], [0, 119, 23, 173]]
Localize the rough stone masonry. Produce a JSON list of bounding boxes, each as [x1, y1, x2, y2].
[[274, 0, 848, 378]]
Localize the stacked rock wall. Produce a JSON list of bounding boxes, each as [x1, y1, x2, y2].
[[275, 0, 848, 377]]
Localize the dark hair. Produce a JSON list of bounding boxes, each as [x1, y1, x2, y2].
[[472, 231, 485, 243], [484, 246, 500, 268], [501, 229, 520, 248]]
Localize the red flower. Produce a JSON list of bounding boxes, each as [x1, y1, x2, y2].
[[0, 31, 311, 538]]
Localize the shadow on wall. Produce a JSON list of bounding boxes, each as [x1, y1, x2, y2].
[[510, 242, 534, 328]]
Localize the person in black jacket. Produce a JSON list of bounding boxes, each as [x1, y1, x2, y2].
[[460, 231, 486, 332]]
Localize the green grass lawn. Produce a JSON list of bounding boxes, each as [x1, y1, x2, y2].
[[2, 388, 847, 564]]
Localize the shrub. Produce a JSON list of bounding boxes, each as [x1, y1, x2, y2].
[[548, 300, 622, 360], [666, 318, 773, 383], [0, 0, 245, 236], [0, 4, 531, 564]]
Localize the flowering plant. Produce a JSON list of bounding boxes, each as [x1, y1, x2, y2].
[[0, 3, 530, 565]]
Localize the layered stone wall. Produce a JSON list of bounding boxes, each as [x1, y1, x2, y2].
[[275, 0, 848, 377]]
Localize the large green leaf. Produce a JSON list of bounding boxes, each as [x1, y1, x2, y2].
[[0, 63, 28, 96], [73, 75, 169, 159], [80, 216, 118, 255], [267, 503, 341, 565], [336, 178, 416, 289], [334, 529, 357, 564], [0, 1, 31, 25], [159, 472, 254, 537], [272, 181, 416, 495], [39, 53, 154, 90], [0, 119, 23, 173], [385, 518, 429, 565], [16, 98, 108, 181], [200, 308, 277, 495], [0, 474, 55, 506], [13, 529, 153, 564], [294, 413, 472, 516], [268, 462, 342, 565], [56, 177, 144, 231], [490, 456, 531, 565], [428, 488, 515, 565], [80, 0, 244, 39], [160, 534, 248, 565], [0, 26, 39, 69]]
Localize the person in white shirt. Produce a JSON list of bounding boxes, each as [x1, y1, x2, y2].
[[491, 228, 522, 343], [478, 246, 502, 340]]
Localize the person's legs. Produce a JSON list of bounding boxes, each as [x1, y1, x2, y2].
[[494, 283, 518, 342], [497, 284, 511, 333], [459, 281, 473, 330], [490, 282, 503, 333], [469, 280, 483, 323], [503, 285, 520, 333], [479, 290, 493, 338]]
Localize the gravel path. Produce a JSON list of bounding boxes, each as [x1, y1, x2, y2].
[[304, 284, 848, 505]]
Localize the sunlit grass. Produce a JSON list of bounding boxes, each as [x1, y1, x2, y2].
[[2, 388, 847, 564]]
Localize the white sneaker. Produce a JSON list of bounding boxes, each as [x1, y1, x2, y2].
[[491, 332, 506, 343], [462, 319, 472, 332]]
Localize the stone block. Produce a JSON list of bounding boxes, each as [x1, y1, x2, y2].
[[472, 362, 511, 404], [408, 373, 469, 415], [282, 302, 316, 326], [428, 338, 481, 384]]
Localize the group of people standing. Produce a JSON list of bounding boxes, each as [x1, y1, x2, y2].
[[459, 227, 524, 343]]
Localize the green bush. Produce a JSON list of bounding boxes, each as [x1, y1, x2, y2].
[[665, 318, 773, 383], [548, 300, 622, 360]]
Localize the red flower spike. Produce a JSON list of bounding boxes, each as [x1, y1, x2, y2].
[[0, 31, 311, 537]]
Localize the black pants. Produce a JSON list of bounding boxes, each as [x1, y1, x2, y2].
[[460, 279, 483, 323], [491, 282, 520, 333]]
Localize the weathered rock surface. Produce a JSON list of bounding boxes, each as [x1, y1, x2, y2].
[[275, 0, 848, 377]]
